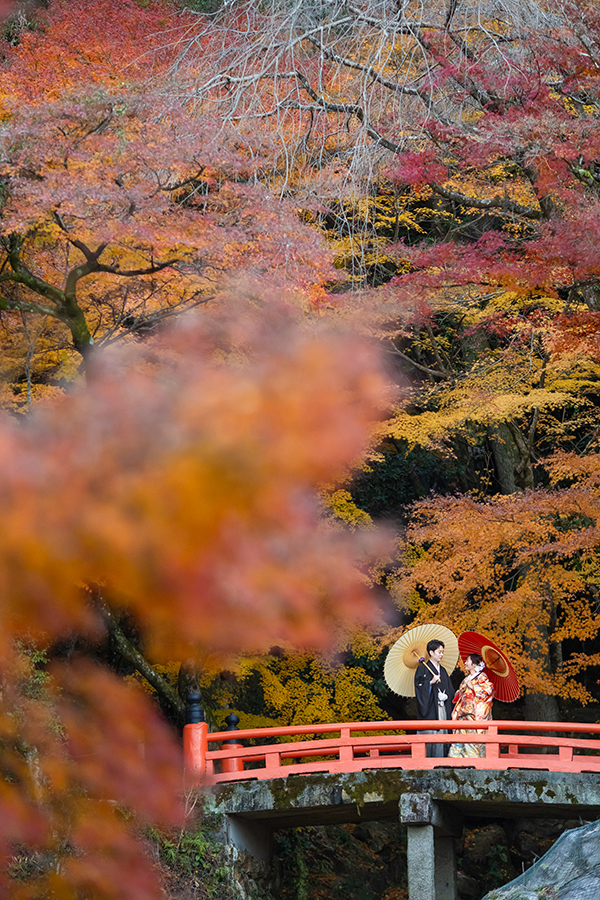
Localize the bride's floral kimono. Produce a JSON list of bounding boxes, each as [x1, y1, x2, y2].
[[448, 670, 494, 758]]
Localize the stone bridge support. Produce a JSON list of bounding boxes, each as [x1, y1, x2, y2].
[[204, 768, 600, 900], [226, 815, 272, 863], [401, 792, 462, 900]]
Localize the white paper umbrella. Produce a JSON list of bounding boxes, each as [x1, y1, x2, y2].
[[384, 623, 459, 697]]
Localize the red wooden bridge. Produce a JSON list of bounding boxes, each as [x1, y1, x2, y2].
[[187, 720, 600, 900], [183, 719, 600, 783]]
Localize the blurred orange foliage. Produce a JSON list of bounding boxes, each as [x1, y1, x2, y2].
[[0, 5, 392, 894], [0, 306, 388, 898]]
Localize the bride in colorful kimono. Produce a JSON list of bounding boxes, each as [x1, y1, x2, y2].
[[448, 653, 494, 758]]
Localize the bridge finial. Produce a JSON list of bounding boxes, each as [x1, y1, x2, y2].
[[221, 712, 244, 773], [186, 690, 205, 725]]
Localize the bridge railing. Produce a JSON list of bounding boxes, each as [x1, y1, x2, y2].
[[183, 720, 600, 784]]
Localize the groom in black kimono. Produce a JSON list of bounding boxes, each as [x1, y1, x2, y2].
[[414, 639, 454, 757]]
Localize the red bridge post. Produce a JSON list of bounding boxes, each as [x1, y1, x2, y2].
[[183, 690, 208, 782], [220, 713, 244, 774]]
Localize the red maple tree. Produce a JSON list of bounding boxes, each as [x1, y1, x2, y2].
[[0, 0, 338, 407]]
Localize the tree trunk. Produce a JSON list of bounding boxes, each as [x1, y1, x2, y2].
[[461, 326, 490, 365], [524, 691, 560, 722], [523, 609, 560, 723], [487, 424, 519, 493], [487, 423, 534, 493], [95, 593, 186, 724]]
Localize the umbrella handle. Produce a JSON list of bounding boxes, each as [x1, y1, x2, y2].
[[424, 661, 442, 682]]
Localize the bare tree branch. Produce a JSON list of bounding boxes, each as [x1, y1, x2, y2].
[[430, 182, 542, 220], [388, 341, 449, 380], [95, 592, 185, 722]]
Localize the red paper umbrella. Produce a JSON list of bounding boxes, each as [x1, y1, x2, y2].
[[458, 632, 520, 702]]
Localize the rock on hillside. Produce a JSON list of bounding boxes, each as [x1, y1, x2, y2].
[[482, 819, 600, 900]]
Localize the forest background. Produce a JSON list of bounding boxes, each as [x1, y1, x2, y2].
[[2, 0, 600, 897]]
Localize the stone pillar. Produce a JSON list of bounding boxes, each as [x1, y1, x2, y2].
[[435, 835, 457, 900], [406, 822, 436, 900], [400, 792, 460, 900]]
